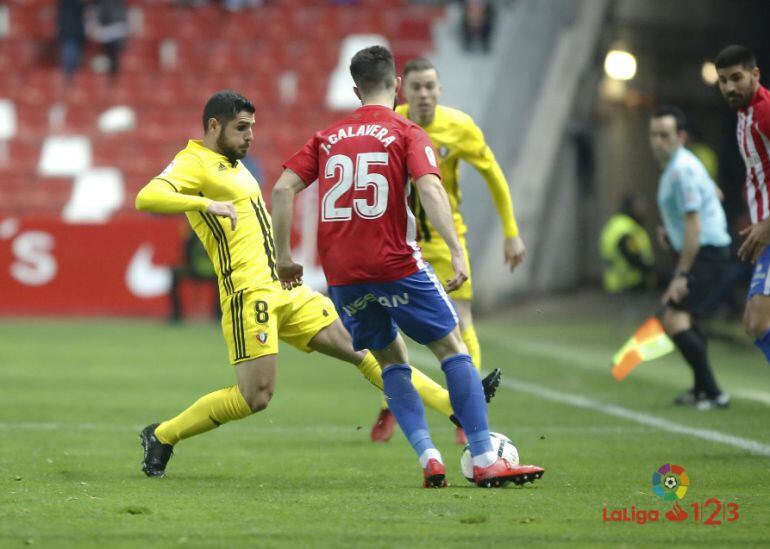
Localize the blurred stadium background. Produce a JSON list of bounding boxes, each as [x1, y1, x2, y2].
[[1, 0, 769, 314]]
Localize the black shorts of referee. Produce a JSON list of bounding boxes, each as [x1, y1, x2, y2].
[[668, 245, 731, 316]]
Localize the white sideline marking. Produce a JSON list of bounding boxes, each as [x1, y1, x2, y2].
[[491, 335, 770, 407], [408, 349, 770, 457]]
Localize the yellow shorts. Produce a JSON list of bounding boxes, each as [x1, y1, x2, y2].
[[220, 284, 338, 365], [419, 235, 473, 301]]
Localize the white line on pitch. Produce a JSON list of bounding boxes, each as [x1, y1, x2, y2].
[[408, 348, 770, 457], [487, 334, 770, 407]]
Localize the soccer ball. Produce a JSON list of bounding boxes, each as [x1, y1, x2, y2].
[[460, 432, 519, 483], [664, 476, 678, 489]]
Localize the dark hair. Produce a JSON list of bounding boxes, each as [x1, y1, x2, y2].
[[202, 90, 255, 132], [349, 45, 396, 95], [651, 105, 687, 132], [403, 57, 439, 79], [715, 45, 757, 70]]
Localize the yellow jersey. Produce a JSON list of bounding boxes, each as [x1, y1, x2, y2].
[[136, 140, 278, 300], [395, 103, 519, 242]]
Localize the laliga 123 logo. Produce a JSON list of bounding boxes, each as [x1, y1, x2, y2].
[[602, 464, 740, 525], [652, 463, 689, 522], [652, 463, 689, 501]]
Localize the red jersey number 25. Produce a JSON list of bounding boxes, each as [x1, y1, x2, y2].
[[322, 153, 389, 222]]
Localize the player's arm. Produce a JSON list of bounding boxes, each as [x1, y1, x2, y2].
[[661, 211, 699, 305], [675, 212, 700, 275], [738, 110, 770, 260], [736, 112, 770, 260], [738, 216, 770, 262], [135, 167, 237, 229], [461, 121, 524, 271], [414, 173, 467, 291], [271, 168, 307, 290]]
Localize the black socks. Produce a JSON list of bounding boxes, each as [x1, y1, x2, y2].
[[672, 328, 722, 398]]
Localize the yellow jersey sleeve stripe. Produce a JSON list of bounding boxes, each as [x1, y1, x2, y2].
[[409, 191, 432, 243], [199, 211, 235, 295], [250, 198, 279, 281], [154, 177, 179, 192]]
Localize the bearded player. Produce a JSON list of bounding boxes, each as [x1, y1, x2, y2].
[[134, 90, 501, 477], [716, 45, 770, 365]]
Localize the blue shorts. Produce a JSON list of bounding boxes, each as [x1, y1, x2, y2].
[[328, 268, 459, 351], [748, 246, 770, 299]]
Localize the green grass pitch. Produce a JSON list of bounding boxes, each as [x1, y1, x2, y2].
[[2, 306, 769, 547]]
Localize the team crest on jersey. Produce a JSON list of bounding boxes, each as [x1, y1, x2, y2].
[[438, 146, 450, 158], [256, 331, 269, 344]]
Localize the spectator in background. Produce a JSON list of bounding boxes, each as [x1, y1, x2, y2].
[[461, 0, 495, 52], [600, 193, 656, 294], [93, 0, 128, 77], [58, 0, 86, 80]]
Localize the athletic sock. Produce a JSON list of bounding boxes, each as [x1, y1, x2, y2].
[[154, 385, 252, 446], [461, 325, 482, 372], [357, 351, 454, 417], [356, 352, 384, 391], [354, 352, 390, 410], [672, 329, 722, 398], [418, 448, 443, 468], [441, 354, 492, 456], [381, 364, 436, 458], [754, 329, 770, 364], [472, 451, 498, 468]]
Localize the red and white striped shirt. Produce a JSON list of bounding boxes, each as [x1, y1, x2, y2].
[[737, 85, 770, 223]]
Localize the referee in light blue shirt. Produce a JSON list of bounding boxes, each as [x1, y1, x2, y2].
[[650, 105, 730, 410]]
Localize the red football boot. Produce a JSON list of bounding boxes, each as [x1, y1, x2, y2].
[[423, 459, 448, 488], [473, 459, 545, 488], [455, 426, 468, 445], [370, 408, 396, 442]]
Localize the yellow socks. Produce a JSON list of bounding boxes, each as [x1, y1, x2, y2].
[[155, 385, 252, 446], [356, 351, 453, 418], [462, 325, 482, 372], [354, 352, 391, 410], [356, 351, 384, 391]]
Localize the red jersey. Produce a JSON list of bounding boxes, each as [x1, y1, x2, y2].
[[737, 85, 770, 223], [284, 105, 441, 285]]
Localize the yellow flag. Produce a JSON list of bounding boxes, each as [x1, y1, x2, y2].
[[611, 317, 675, 380]]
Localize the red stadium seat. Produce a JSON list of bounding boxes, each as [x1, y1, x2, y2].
[[0, 1, 445, 217], [7, 4, 56, 40], [121, 39, 161, 75]]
